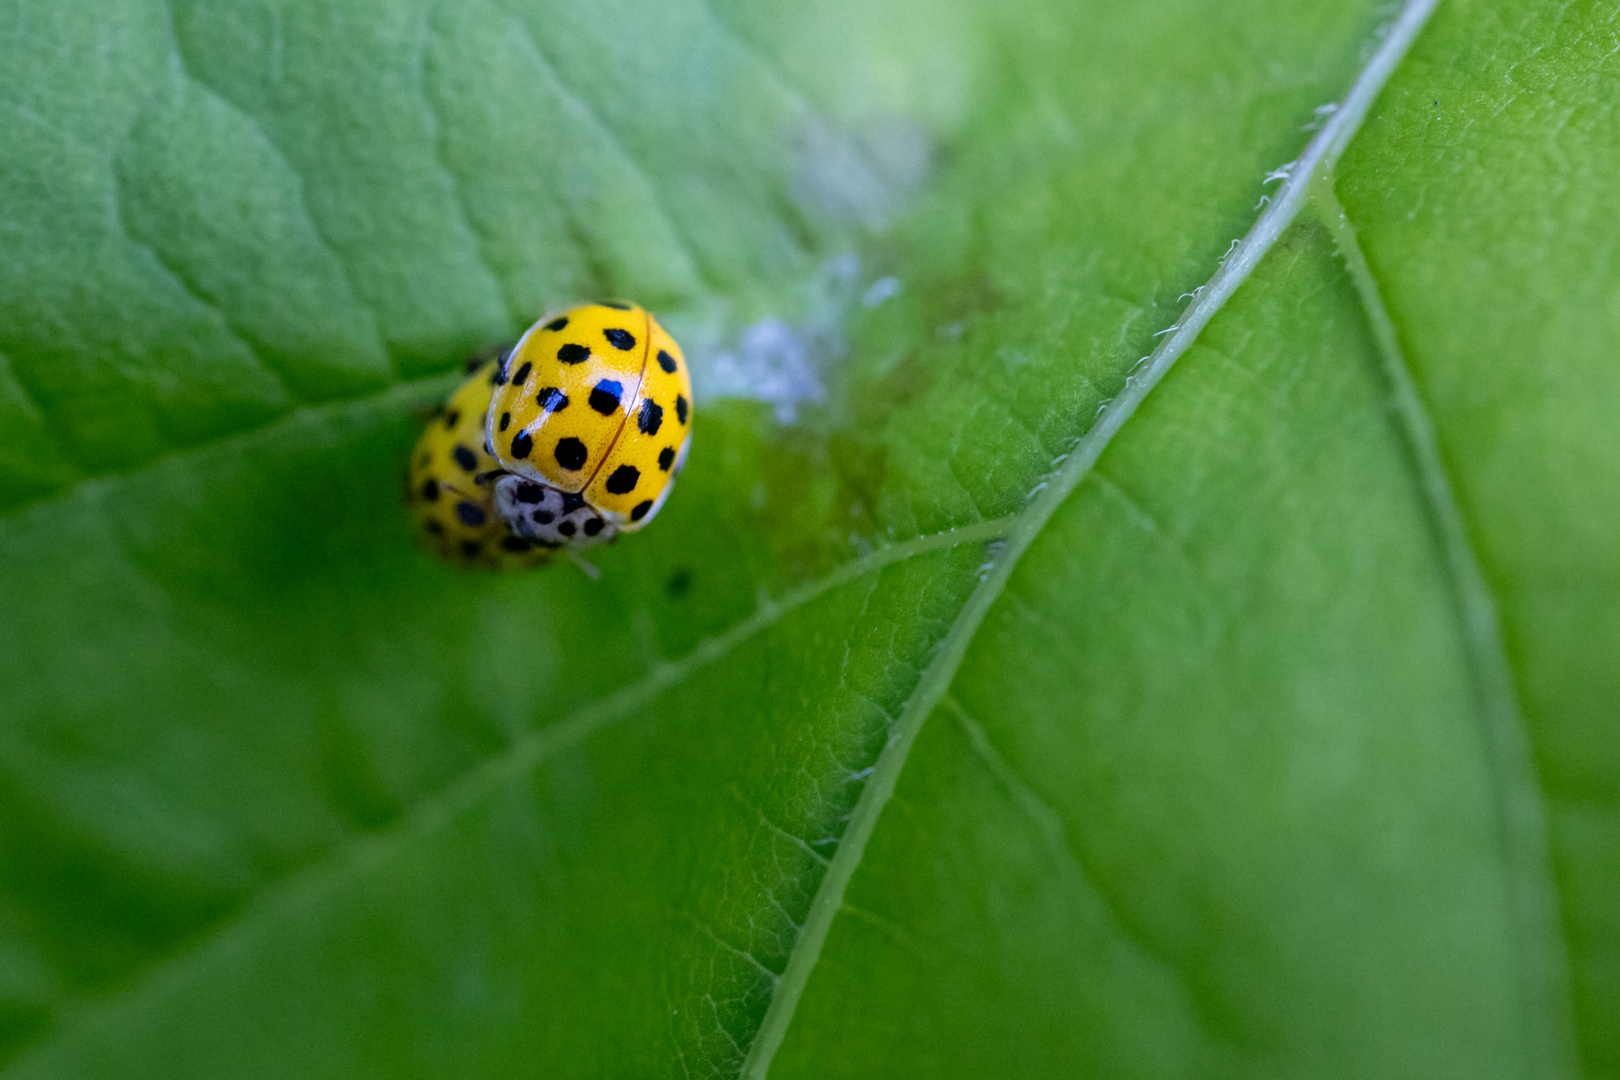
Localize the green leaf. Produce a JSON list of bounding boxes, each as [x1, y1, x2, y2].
[[0, 0, 1615, 1077]]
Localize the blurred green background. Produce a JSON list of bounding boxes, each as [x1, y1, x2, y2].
[[0, 0, 1616, 1076]]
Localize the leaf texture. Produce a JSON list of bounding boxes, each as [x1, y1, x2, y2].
[[0, 0, 1615, 1076]]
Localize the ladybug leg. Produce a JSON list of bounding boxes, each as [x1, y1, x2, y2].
[[564, 549, 601, 580]]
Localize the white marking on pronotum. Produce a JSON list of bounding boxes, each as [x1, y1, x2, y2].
[[740, 2, 1444, 1075]]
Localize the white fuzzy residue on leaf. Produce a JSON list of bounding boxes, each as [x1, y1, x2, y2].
[[704, 318, 832, 425], [686, 255, 896, 425], [670, 118, 932, 426]]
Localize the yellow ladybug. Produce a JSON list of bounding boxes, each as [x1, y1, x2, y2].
[[406, 359, 556, 568], [484, 301, 691, 546]]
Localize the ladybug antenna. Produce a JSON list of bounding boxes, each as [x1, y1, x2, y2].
[[564, 549, 601, 581]]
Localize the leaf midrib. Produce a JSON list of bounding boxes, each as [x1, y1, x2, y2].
[[739, 0, 1452, 1071]]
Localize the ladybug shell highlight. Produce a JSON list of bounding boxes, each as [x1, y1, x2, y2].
[[408, 361, 551, 569], [486, 302, 692, 532]]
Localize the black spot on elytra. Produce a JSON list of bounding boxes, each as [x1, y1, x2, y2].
[[558, 520, 577, 537], [444, 408, 460, 429], [537, 387, 568, 412], [657, 349, 677, 373], [658, 447, 675, 471], [555, 437, 587, 470], [557, 343, 589, 365], [583, 518, 604, 536], [630, 499, 653, 521], [675, 395, 688, 424], [604, 327, 636, 351], [545, 315, 568, 332], [534, 509, 555, 525], [510, 431, 533, 459], [420, 478, 440, 501], [453, 445, 477, 472], [499, 411, 511, 431], [460, 540, 482, 559], [456, 501, 486, 527], [515, 481, 545, 504], [589, 380, 623, 415], [560, 491, 588, 514], [511, 361, 533, 384], [501, 535, 533, 552], [666, 568, 691, 597], [638, 399, 663, 435], [600, 301, 631, 310], [605, 464, 639, 495]]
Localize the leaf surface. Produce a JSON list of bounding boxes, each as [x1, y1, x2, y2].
[[0, 0, 1615, 1077]]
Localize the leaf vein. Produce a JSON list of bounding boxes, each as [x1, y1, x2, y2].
[[943, 695, 1224, 1042], [108, 155, 301, 408], [495, 5, 721, 297], [12, 517, 1013, 1063], [678, 913, 784, 982], [0, 347, 86, 482], [1312, 176, 1579, 1079], [417, 2, 524, 328], [738, 3, 1444, 1072], [160, 0, 396, 375], [731, 786, 833, 870], [0, 376, 450, 527]]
